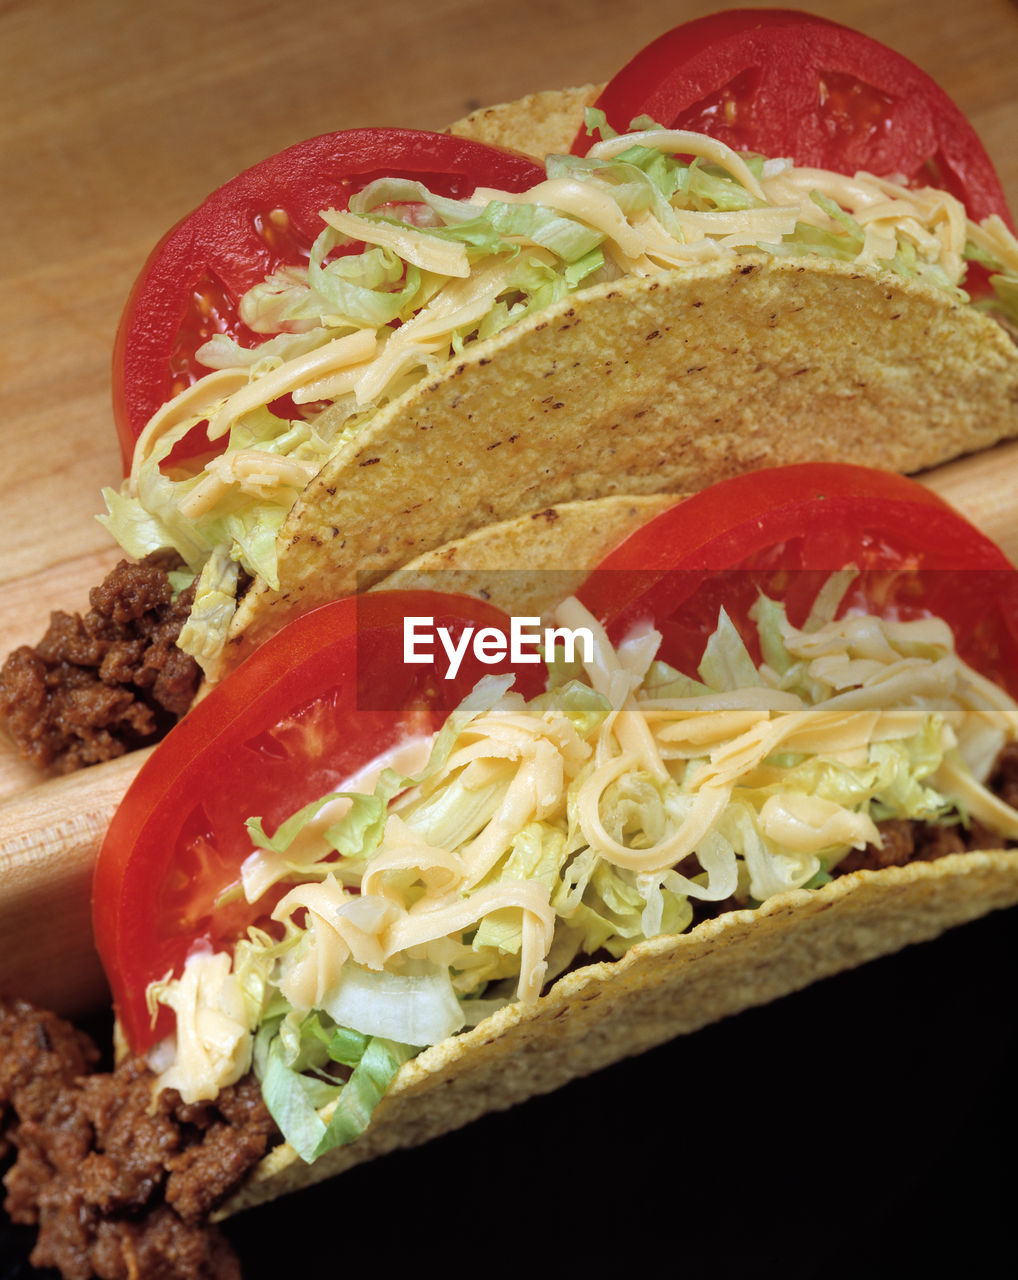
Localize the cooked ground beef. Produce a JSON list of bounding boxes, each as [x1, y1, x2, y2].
[[0, 555, 200, 773], [0, 998, 277, 1280], [837, 742, 1018, 874], [683, 742, 1018, 924], [986, 739, 1018, 810], [836, 815, 999, 873]]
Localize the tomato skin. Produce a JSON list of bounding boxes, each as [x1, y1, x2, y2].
[[578, 462, 1018, 697], [93, 590, 548, 1053], [112, 129, 545, 472], [576, 9, 1013, 228]]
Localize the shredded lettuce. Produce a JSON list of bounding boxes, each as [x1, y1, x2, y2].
[[699, 607, 765, 690], [322, 960, 465, 1046], [256, 1009, 417, 1162], [989, 272, 1018, 329]]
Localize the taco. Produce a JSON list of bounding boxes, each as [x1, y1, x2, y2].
[[5, 462, 1016, 1280], [89, 10, 1018, 699]]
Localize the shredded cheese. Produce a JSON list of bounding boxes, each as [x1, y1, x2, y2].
[[320, 208, 472, 278], [584, 128, 769, 201], [968, 213, 1018, 275], [149, 951, 254, 1103], [129, 368, 251, 491], [150, 590, 1018, 1107], [177, 449, 321, 519], [204, 328, 378, 440]]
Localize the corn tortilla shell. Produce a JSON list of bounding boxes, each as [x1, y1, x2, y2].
[[376, 493, 681, 613], [219, 848, 1018, 1217], [446, 83, 602, 157], [215, 255, 1018, 678]]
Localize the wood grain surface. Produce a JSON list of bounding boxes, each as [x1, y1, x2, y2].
[[1, 3, 1017, 1277]]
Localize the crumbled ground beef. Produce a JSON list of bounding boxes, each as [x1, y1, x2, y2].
[[0, 554, 200, 773], [683, 742, 1018, 925], [836, 815, 1000, 874], [986, 739, 1018, 810], [0, 998, 277, 1280], [837, 742, 1018, 875]]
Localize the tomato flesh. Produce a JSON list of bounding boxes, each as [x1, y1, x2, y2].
[[93, 590, 548, 1052], [578, 463, 1018, 697], [577, 9, 1013, 228], [113, 130, 546, 471]]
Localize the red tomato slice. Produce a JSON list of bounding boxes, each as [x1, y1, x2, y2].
[[577, 9, 1013, 228], [113, 129, 545, 471], [578, 463, 1018, 697], [93, 590, 548, 1053]]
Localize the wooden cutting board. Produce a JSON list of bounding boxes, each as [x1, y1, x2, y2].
[[2, 0, 1017, 1014]]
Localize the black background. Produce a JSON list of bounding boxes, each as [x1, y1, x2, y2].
[[3, 905, 1015, 1279]]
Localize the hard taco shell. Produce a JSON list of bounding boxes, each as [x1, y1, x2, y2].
[[217, 493, 1018, 1216], [446, 83, 603, 157], [221, 850, 1018, 1216]]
